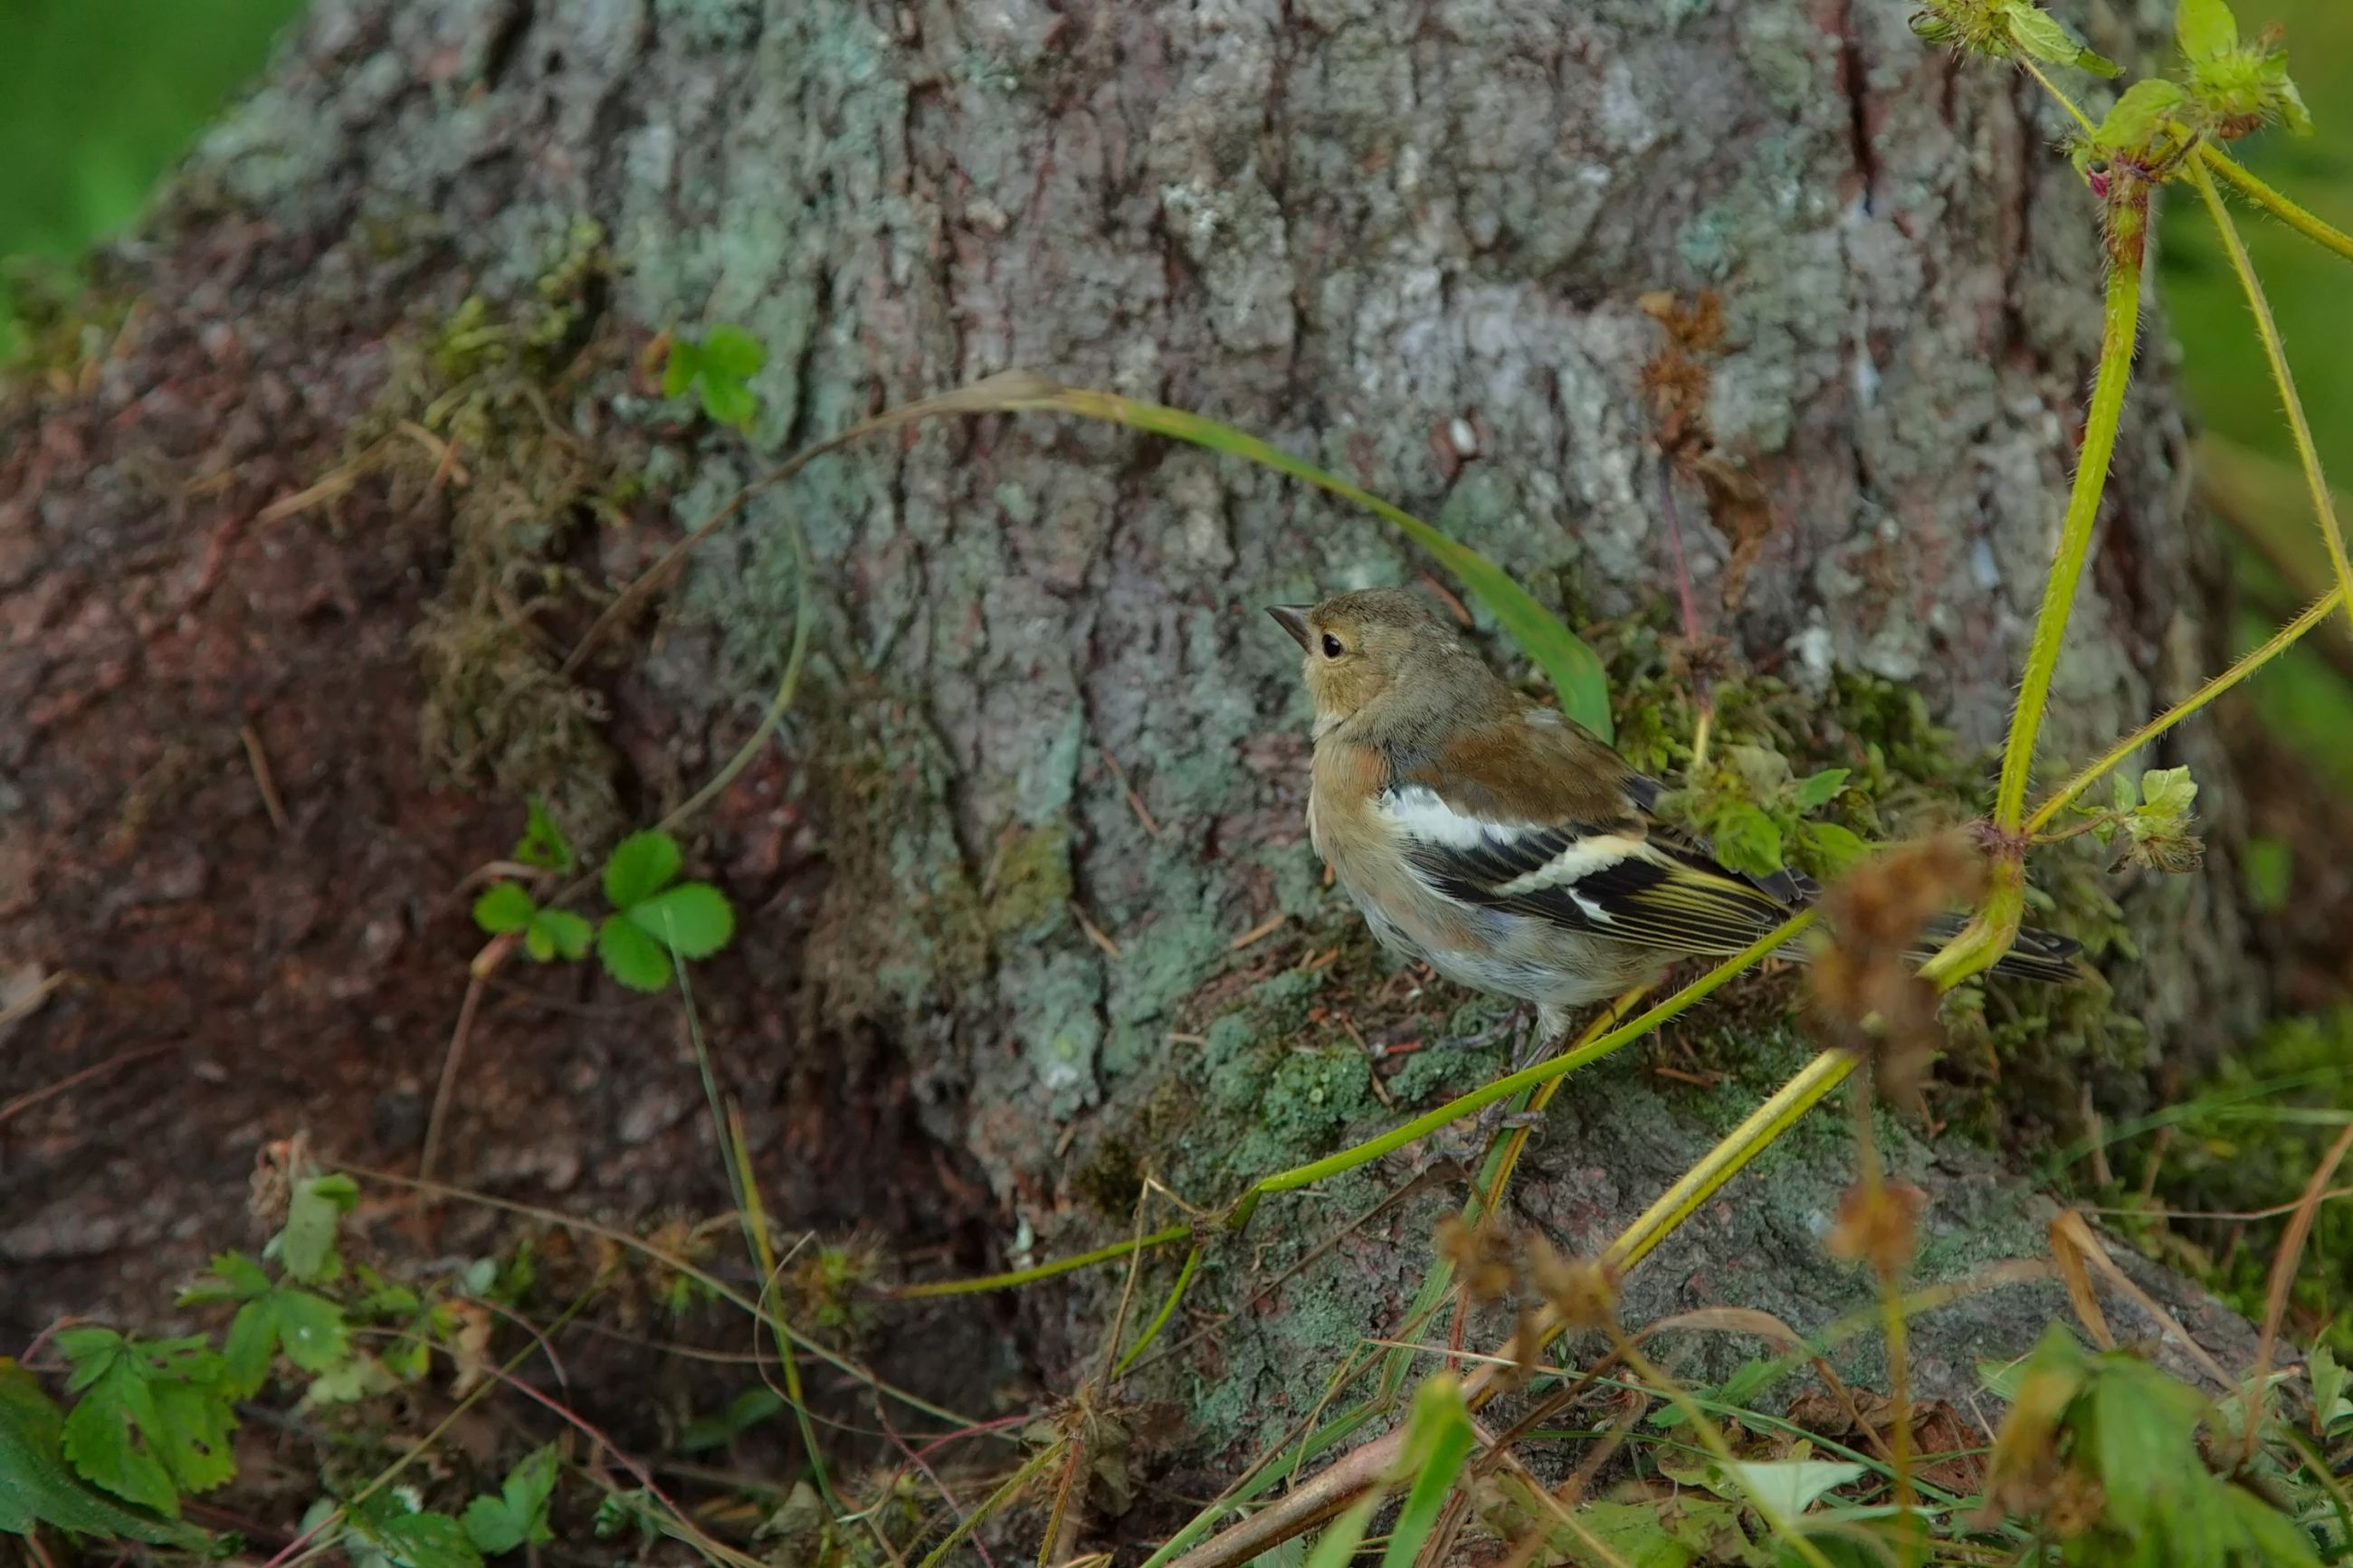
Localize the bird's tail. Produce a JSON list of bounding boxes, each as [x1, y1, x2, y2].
[[1909, 913, 2083, 983]]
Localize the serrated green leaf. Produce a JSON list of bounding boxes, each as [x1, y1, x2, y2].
[[594, 1487, 662, 1543], [0, 1363, 206, 1549], [272, 1290, 353, 1373], [183, 1250, 272, 1305], [472, 882, 536, 936], [2000, 2, 2117, 74], [624, 882, 736, 960], [602, 830, 681, 909], [528, 908, 593, 962], [1791, 767, 1850, 812], [223, 1301, 278, 1397], [660, 340, 700, 398], [2137, 765, 2196, 818], [2096, 78, 2188, 150], [1798, 822, 1869, 877], [360, 1500, 483, 1568], [699, 375, 758, 430], [2176, 0, 2237, 59], [596, 916, 674, 993], [304, 1354, 402, 1407], [515, 797, 572, 871], [1711, 803, 1785, 878], [274, 1173, 358, 1284], [699, 324, 766, 381], [56, 1327, 129, 1394], [462, 1443, 558, 1554], [147, 1376, 235, 1494], [62, 1359, 178, 1516]]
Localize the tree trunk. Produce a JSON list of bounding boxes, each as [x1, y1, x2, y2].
[[1, 0, 2262, 1482]]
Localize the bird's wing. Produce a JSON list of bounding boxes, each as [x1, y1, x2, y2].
[[1382, 709, 1801, 957]]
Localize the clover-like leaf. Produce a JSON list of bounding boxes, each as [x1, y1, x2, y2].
[[472, 882, 536, 936], [462, 1444, 559, 1554], [660, 338, 701, 399], [698, 324, 766, 381], [596, 916, 675, 993], [524, 908, 593, 963], [57, 1332, 238, 1515], [602, 830, 681, 910], [699, 375, 758, 430], [624, 882, 736, 961]]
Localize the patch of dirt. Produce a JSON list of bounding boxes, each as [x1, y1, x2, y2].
[[0, 221, 1016, 1441]]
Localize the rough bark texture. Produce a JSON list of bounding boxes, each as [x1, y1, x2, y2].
[[1, 0, 2269, 1492]]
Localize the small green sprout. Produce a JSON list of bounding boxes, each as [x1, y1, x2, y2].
[[2093, 765, 2204, 874], [1910, 0, 2120, 79], [662, 323, 765, 429], [2177, 0, 2310, 139], [472, 812, 736, 993]]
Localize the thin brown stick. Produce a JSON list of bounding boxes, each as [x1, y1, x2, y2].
[[415, 939, 511, 1193], [2243, 1123, 2353, 1468], [0, 1041, 172, 1128], [239, 723, 291, 832]]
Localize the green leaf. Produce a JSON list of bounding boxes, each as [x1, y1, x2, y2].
[[1999, 1, 2120, 74], [1798, 822, 1869, 878], [224, 1300, 279, 1396], [2095, 78, 2188, 150], [0, 1364, 206, 1549], [2137, 765, 2196, 819], [272, 1290, 354, 1373], [57, 1334, 238, 1514], [462, 1444, 559, 1554], [594, 1488, 663, 1543], [699, 324, 767, 380], [602, 830, 681, 909], [1378, 1375, 1475, 1568], [596, 916, 675, 993], [303, 1354, 402, 1406], [525, 908, 593, 962], [624, 882, 736, 960], [355, 1495, 483, 1568], [699, 375, 758, 430], [274, 1172, 359, 1283], [1710, 803, 1785, 878], [472, 882, 536, 936], [2176, 0, 2237, 59], [2312, 1345, 2351, 1435], [514, 797, 573, 871], [179, 1250, 272, 1306], [1719, 1459, 1867, 1518], [1790, 767, 1850, 812], [660, 339, 700, 398]]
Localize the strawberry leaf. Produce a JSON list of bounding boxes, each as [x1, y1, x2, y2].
[[624, 882, 736, 961], [602, 830, 681, 910]]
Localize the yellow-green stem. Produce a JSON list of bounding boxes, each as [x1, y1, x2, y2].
[[2189, 157, 2353, 647], [1115, 1246, 1205, 1377], [2199, 146, 2353, 265], [2027, 586, 2344, 832], [1605, 1048, 1857, 1274], [891, 1223, 1195, 1297], [1993, 252, 2146, 833]]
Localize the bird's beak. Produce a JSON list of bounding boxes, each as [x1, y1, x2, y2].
[[1267, 604, 1313, 650]]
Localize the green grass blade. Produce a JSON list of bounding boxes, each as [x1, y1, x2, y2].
[[1377, 1375, 1475, 1568], [996, 380, 1615, 740]]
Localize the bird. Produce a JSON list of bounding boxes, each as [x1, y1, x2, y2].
[[1267, 588, 2081, 1054]]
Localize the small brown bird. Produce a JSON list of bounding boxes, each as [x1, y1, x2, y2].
[[1269, 589, 2080, 1051]]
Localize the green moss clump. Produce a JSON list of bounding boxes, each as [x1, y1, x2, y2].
[[353, 217, 636, 845]]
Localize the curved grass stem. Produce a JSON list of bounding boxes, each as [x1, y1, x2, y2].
[[2188, 157, 2353, 648], [2199, 146, 2353, 265]]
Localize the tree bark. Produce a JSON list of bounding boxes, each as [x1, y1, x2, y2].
[[1, 0, 2263, 1479]]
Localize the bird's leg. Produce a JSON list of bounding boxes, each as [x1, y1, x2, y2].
[[1418, 1001, 1532, 1054]]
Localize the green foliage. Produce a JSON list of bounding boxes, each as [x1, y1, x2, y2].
[[273, 1170, 360, 1284], [1983, 1327, 2324, 1565], [473, 820, 737, 993], [55, 1328, 238, 1516], [662, 324, 766, 429], [2178, 0, 2312, 138], [1653, 746, 1862, 881], [462, 1444, 559, 1554], [2091, 765, 2205, 873], [330, 1490, 483, 1568], [181, 1250, 352, 1395], [1908, 0, 2120, 78], [0, 1362, 206, 1550]]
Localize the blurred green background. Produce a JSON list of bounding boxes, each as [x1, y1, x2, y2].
[[3, 0, 2348, 784]]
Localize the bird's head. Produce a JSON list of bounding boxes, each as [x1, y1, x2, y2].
[[1267, 588, 1462, 733]]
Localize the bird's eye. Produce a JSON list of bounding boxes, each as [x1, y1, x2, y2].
[[1319, 633, 1345, 659]]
